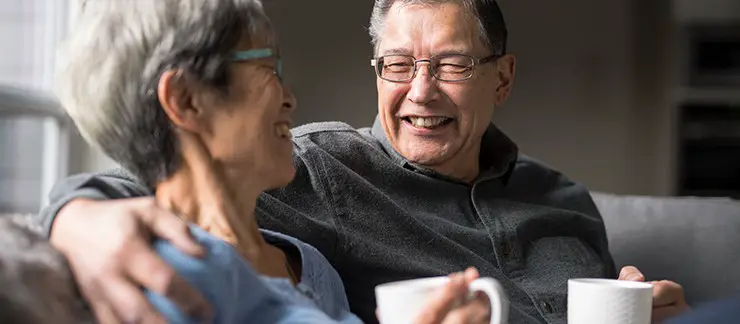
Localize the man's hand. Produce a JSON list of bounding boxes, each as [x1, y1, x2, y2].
[[619, 266, 690, 323], [413, 268, 491, 324], [50, 198, 212, 323]]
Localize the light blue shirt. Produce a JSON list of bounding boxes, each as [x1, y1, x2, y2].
[[146, 226, 364, 324]]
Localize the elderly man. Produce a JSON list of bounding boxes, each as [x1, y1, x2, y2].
[[41, 0, 688, 323]]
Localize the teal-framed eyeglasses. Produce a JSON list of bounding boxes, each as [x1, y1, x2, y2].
[[231, 48, 282, 80]]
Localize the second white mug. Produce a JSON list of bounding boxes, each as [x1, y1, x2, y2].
[[568, 278, 653, 324]]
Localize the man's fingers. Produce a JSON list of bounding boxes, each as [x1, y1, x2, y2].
[[88, 300, 121, 324], [143, 205, 205, 258], [124, 239, 212, 321], [652, 280, 686, 307], [618, 265, 645, 281], [652, 305, 686, 323], [415, 273, 468, 324], [100, 275, 167, 324]]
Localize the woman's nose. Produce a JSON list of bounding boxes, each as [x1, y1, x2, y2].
[[282, 84, 297, 111]]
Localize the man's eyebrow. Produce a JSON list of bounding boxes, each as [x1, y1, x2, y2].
[[378, 48, 474, 56], [433, 49, 471, 56]]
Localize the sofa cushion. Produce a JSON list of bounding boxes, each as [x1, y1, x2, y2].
[[591, 192, 740, 306]]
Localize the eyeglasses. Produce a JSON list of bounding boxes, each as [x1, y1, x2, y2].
[[231, 48, 282, 81], [370, 54, 500, 83]]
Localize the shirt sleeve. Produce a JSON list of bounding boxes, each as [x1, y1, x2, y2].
[[37, 168, 148, 238], [147, 226, 364, 324]]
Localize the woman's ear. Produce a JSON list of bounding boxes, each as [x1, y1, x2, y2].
[[158, 70, 205, 134]]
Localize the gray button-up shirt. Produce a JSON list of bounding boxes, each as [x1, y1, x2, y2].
[[39, 118, 616, 324]]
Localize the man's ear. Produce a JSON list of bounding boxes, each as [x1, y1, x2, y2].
[[494, 54, 516, 105], [157, 70, 206, 134]]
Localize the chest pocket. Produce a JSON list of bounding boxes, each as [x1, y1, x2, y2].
[[525, 236, 606, 278]]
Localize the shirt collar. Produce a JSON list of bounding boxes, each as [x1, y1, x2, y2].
[[370, 116, 519, 184]]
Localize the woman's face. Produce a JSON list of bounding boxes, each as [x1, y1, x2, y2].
[[200, 38, 297, 191]]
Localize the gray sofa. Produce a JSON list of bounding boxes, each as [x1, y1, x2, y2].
[[592, 192, 740, 306], [2, 193, 738, 309]]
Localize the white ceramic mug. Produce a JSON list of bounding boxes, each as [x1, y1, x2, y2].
[[375, 276, 509, 324], [568, 278, 653, 324]]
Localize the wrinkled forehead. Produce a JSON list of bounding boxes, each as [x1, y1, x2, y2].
[[376, 2, 483, 56]]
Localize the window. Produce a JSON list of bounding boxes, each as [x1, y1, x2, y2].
[[0, 0, 72, 213]]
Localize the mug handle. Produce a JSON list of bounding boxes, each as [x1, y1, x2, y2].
[[469, 278, 509, 324]]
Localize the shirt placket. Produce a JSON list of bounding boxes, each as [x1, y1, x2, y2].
[[472, 179, 561, 323]]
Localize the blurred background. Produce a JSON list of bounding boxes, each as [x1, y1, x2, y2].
[[1, 0, 739, 213]]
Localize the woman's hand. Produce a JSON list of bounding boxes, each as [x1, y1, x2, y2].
[[51, 197, 212, 323], [414, 268, 492, 324]]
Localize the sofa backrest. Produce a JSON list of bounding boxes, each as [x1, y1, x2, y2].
[[591, 192, 740, 306]]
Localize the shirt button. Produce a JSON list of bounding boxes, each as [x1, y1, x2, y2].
[[298, 287, 315, 300], [501, 242, 512, 258], [540, 300, 554, 313]]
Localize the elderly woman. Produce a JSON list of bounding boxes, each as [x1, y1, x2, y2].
[[51, 0, 488, 323]]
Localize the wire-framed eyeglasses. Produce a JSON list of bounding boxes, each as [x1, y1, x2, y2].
[[370, 53, 500, 83]]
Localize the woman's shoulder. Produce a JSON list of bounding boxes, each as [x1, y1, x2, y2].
[[260, 229, 354, 320], [150, 226, 360, 323]]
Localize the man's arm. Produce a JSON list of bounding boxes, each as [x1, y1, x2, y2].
[[39, 168, 149, 238]]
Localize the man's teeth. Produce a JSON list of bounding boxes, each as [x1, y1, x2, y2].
[[275, 124, 292, 139], [408, 117, 449, 128]]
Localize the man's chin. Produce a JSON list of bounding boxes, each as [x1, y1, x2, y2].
[[399, 148, 450, 167]]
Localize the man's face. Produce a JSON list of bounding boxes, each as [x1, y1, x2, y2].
[[375, 2, 515, 178]]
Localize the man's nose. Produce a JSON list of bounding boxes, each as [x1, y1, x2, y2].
[[407, 62, 440, 105]]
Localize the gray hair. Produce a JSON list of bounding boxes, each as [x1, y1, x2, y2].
[[368, 0, 507, 56], [55, 0, 275, 187]]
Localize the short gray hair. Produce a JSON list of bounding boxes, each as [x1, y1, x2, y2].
[[368, 0, 507, 56], [55, 0, 275, 187]]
